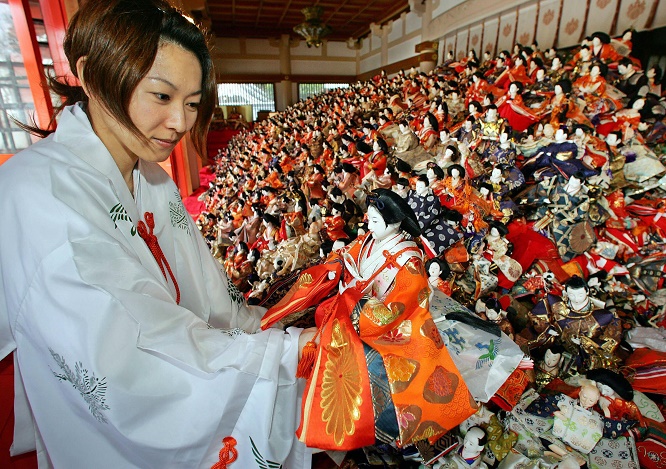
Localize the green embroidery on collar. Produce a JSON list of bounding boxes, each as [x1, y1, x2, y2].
[[109, 203, 136, 236], [169, 191, 190, 234], [50, 348, 110, 423]]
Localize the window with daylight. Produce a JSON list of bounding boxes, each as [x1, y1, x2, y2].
[[217, 83, 275, 121], [298, 83, 349, 101]]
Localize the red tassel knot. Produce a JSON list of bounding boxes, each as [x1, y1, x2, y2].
[[211, 436, 238, 469], [137, 211, 181, 304]]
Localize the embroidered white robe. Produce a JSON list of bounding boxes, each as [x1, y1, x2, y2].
[[0, 104, 311, 469]]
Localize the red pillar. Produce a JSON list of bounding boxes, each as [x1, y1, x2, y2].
[[39, 0, 72, 81], [8, 0, 54, 131]]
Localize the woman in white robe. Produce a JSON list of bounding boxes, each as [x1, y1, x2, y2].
[[0, 1, 314, 468]]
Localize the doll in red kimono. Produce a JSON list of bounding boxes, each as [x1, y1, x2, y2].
[[261, 189, 476, 451]]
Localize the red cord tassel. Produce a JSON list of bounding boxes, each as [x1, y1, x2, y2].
[[211, 436, 237, 469], [296, 340, 318, 379]]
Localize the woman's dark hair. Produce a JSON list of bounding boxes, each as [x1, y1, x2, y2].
[[367, 188, 421, 237], [26, 0, 216, 157]]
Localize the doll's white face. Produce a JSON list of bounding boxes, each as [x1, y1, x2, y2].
[[499, 132, 508, 144], [486, 307, 501, 321], [566, 285, 588, 305], [480, 187, 489, 197], [487, 108, 497, 121], [373, 140, 380, 151], [581, 48, 591, 60], [428, 262, 442, 278], [555, 128, 567, 142], [633, 98, 645, 110], [367, 205, 400, 241], [575, 128, 584, 137], [451, 168, 460, 178], [509, 83, 519, 95], [491, 168, 502, 180], [592, 37, 601, 47], [579, 384, 600, 409], [605, 133, 619, 146], [444, 148, 454, 159], [440, 130, 449, 141], [415, 180, 428, 196], [464, 120, 472, 131], [590, 65, 600, 78], [536, 69, 545, 81], [469, 104, 476, 114], [648, 68, 656, 78], [544, 349, 561, 367], [490, 227, 500, 237], [552, 57, 561, 69], [623, 31, 632, 41], [423, 116, 431, 128]]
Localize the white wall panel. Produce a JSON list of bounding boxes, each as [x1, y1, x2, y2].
[[388, 35, 421, 64], [245, 38, 279, 55], [558, 0, 584, 48], [326, 41, 358, 58], [585, 0, 619, 37], [536, 0, 561, 49], [455, 28, 469, 60], [215, 59, 281, 74], [516, 2, 537, 46], [482, 17, 500, 56], [616, 0, 657, 33], [469, 23, 484, 56], [360, 53, 382, 74], [497, 10, 518, 52], [389, 16, 404, 43], [291, 60, 356, 75]]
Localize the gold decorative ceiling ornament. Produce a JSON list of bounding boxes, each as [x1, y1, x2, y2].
[[293, 6, 332, 48]]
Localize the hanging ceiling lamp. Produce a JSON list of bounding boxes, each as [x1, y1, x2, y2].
[[293, 6, 331, 48]]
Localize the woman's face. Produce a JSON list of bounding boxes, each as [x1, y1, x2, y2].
[[428, 262, 442, 278], [367, 205, 399, 241], [85, 42, 202, 169]]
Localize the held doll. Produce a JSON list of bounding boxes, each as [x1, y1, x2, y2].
[[261, 189, 477, 451]]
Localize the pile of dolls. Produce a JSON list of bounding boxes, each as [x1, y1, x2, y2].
[[195, 29, 666, 468]]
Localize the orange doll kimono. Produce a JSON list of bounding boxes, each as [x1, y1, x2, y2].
[[261, 233, 476, 450], [323, 214, 348, 241]]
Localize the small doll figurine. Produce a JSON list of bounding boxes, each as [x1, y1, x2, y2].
[[426, 257, 453, 300], [586, 368, 644, 430], [534, 344, 565, 390], [433, 426, 488, 469], [475, 297, 514, 339], [322, 202, 348, 242]]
